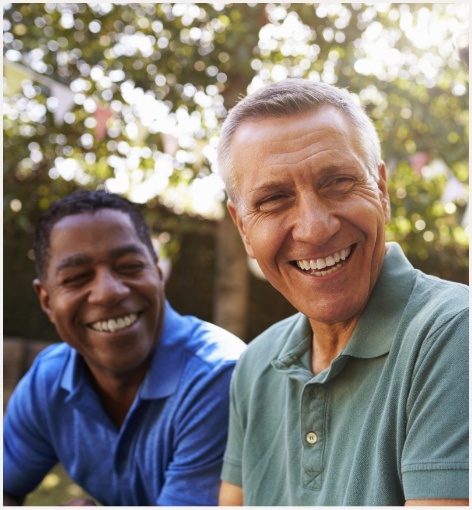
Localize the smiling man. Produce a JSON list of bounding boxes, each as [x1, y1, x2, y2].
[[217, 79, 468, 506], [3, 190, 245, 506]]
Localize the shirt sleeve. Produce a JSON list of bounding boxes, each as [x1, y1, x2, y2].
[[156, 359, 237, 506], [3, 359, 58, 497], [401, 308, 469, 500]]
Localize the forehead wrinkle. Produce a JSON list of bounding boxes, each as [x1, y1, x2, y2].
[[265, 146, 360, 173]]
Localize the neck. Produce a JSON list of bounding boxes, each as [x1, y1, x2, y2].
[[309, 319, 358, 375], [87, 364, 148, 428]]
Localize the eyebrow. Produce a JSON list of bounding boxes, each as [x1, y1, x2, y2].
[[54, 244, 148, 275]]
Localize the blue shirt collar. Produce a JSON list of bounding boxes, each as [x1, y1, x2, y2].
[[61, 301, 187, 400]]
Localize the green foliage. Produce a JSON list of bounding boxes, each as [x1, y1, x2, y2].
[[3, 3, 469, 283], [25, 464, 95, 506]]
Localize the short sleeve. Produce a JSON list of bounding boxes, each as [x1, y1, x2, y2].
[[156, 360, 237, 506], [402, 309, 469, 500]]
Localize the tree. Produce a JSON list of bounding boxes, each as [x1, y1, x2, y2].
[[3, 3, 469, 341]]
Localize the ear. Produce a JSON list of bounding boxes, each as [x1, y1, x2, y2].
[[227, 200, 255, 259], [33, 279, 55, 323], [377, 162, 391, 223]]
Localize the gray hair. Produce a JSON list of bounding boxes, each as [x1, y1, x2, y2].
[[216, 78, 382, 202]]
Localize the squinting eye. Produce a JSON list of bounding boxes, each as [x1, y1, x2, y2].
[[119, 262, 145, 273], [327, 177, 356, 191], [257, 194, 289, 210], [62, 273, 89, 285]]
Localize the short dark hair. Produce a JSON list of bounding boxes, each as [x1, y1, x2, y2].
[[33, 189, 157, 279]]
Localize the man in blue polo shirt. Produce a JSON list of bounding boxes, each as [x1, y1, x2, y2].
[[216, 79, 468, 505], [3, 190, 245, 506]]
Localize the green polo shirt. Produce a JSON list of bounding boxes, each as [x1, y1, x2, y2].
[[222, 242, 468, 505]]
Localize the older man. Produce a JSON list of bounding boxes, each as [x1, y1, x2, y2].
[[3, 190, 245, 506], [217, 79, 468, 506]]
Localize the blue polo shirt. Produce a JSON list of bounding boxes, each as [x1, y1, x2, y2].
[[222, 243, 468, 505], [4, 302, 245, 506]]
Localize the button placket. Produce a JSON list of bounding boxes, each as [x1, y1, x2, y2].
[[300, 383, 326, 489]]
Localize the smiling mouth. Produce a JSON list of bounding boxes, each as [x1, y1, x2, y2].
[[88, 313, 139, 333], [292, 245, 353, 277]]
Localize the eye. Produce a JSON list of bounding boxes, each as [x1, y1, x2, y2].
[[331, 176, 353, 185], [117, 261, 145, 274], [257, 193, 291, 212], [62, 272, 91, 286], [324, 176, 356, 193]]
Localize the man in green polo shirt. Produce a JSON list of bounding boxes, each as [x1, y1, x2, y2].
[[216, 79, 468, 506]]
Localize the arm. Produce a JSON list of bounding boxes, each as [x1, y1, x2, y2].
[[219, 481, 243, 506], [4, 357, 59, 504], [402, 309, 468, 503]]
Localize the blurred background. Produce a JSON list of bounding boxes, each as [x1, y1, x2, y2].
[[3, 2, 469, 505]]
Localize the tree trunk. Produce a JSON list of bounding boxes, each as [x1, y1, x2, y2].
[[212, 3, 269, 341], [212, 210, 249, 341]]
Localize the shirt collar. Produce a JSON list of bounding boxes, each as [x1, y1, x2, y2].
[[342, 242, 415, 359], [61, 301, 186, 400], [139, 301, 186, 399], [273, 242, 416, 377]]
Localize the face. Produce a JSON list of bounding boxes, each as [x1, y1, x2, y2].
[[228, 107, 390, 328], [34, 209, 166, 383]]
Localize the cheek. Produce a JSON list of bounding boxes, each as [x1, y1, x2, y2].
[[48, 293, 82, 328], [245, 217, 284, 259]]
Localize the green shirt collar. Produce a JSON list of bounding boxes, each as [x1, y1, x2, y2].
[[273, 242, 416, 378]]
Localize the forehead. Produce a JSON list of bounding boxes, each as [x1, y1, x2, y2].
[[230, 108, 363, 189], [233, 107, 355, 149], [48, 209, 144, 258]]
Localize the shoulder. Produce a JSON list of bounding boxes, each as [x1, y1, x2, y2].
[[5, 343, 71, 423], [178, 314, 247, 370], [16, 342, 70, 386], [393, 273, 469, 386], [412, 271, 468, 307], [408, 272, 468, 333]]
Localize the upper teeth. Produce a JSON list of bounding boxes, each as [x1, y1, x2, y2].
[[296, 247, 351, 271], [90, 313, 138, 332]]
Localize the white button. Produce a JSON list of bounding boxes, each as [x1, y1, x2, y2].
[[306, 432, 318, 444]]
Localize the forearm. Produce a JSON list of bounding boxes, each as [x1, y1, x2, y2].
[[219, 481, 243, 506]]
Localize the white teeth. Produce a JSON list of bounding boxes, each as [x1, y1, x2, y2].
[[90, 313, 138, 333], [296, 247, 352, 274]]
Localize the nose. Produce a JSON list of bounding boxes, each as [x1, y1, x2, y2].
[[88, 268, 130, 306], [291, 193, 341, 245]]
